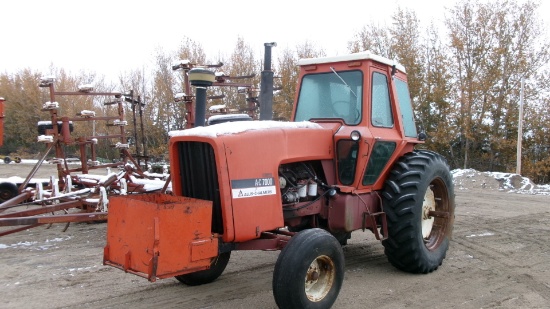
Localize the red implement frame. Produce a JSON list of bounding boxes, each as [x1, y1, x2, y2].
[[0, 80, 167, 236]]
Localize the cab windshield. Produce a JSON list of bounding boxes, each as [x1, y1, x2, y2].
[[294, 70, 363, 125]]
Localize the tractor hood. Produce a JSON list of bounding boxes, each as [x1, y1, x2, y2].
[[168, 120, 336, 242], [169, 120, 331, 139], [168, 121, 336, 176], [168, 121, 336, 163]]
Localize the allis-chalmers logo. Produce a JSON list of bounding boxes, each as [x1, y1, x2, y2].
[[231, 177, 276, 199], [237, 187, 276, 198]]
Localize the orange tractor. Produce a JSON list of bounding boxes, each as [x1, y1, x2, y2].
[[104, 50, 455, 308]]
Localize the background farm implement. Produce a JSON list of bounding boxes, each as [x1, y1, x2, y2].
[[0, 78, 166, 236]]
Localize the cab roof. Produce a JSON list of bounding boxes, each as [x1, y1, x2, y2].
[[297, 51, 406, 73]]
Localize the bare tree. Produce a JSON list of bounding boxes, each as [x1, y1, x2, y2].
[[348, 24, 393, 57]]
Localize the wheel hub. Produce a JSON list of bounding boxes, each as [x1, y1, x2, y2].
[[304, 255, 335, 302], [421, 186, 436, 239]]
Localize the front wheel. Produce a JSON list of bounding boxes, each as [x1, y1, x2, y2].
[[175, 251, 230, 286], [273, 228, 344, 309], [381, 150, 455, 273]]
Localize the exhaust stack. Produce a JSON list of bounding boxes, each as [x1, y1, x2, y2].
[[260, 42, 276, 120]]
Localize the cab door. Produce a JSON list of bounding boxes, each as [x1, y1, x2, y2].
[[359, 66, 404, 190]]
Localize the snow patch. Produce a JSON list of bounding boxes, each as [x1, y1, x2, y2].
[[168, 120, 323, 138], [466, 232, 495, 238], [452, 169, 550, 195], [209, 104, 226, 111], [0, 236, 71, 250]]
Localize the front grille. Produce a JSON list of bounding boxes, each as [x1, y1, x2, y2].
[[177, 141, 223, 234]]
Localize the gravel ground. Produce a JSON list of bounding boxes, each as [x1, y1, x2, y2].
[[0, 162, 549, 308]]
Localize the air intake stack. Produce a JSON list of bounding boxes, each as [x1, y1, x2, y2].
[[189, 68, 215, 127]]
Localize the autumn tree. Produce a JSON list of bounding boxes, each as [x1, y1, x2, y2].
[[173, 36, 208, 109], [217, 37, 260, 115], [446, 0, 550, 171], [346, 8, 454, 158], [417, 24, 455, 165], [0, 70, 43, 155], [522, 73, 550, 183], [273, 42, 326, 120]]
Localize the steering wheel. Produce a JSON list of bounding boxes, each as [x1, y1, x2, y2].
[[332, 100, 360, 123]]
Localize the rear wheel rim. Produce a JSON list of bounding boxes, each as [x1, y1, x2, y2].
[[305, 255, 335, 302], [421, 187, 436, 238], [423, 178, 451, 250]]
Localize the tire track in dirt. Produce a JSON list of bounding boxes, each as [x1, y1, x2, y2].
[[2, 184, 549, 309], [452, 214, 550, 304], [66, 266, 278, 308], [61, 241, 389, 309]]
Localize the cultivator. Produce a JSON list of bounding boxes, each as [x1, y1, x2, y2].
[[171, 60, 260, 127], [1, 59, 263, 237], [0, 77, 166, 236]]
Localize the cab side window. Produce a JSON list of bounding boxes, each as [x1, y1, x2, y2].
[[371, 72, 393, 128], [395, 78, 418, 137]]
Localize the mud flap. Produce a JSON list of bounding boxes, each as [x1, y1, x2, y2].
[[103, 193, 218, 281]]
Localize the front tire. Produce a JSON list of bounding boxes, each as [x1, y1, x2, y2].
[[381, 150, 455, 273], [273, 228, 344, 309], [175, 251, 230, 286]]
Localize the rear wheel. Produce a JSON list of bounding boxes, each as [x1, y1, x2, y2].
[[381, 150, 455, 273], [3, 157, 11, 164], [175, 251, 230, 286], [273, 228, 344, 309]]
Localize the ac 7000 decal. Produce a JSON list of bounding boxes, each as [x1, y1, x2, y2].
[[231, 177, 276, 199]]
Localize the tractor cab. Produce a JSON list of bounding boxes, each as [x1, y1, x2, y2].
[[292, 52, 423, 191]]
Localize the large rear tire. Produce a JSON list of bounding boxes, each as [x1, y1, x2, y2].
[[273, 228, 344, 309], [175, 251, 230, 286], [381, 150, 455, 273]]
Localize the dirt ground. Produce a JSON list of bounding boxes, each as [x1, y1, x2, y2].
[[1, 163, 550, 309]]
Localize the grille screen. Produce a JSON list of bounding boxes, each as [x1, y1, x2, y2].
[[177, 141, 223, 233]]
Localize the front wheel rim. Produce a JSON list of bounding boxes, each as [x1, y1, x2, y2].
[[304, 255, 336, 302]]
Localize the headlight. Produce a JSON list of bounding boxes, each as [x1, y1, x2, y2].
[[350, 130, 361, 141]]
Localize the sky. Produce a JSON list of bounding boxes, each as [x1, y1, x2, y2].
[[1, 0, 548, 83]]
